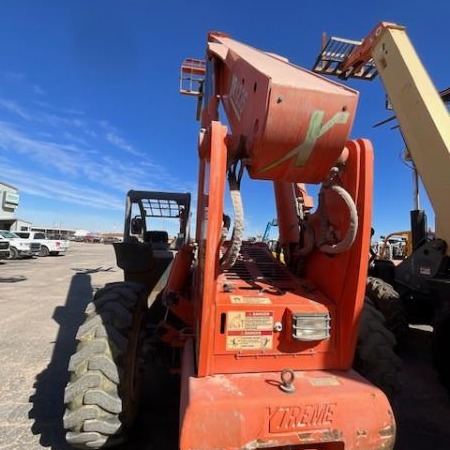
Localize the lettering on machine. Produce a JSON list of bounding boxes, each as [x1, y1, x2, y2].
[[229, 75, 248, 120], [269, 403, 337, 433]]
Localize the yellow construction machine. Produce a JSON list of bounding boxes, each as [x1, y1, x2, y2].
[[313, 22, 450, 391]]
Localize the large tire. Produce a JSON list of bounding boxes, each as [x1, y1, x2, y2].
[[354, 299, 402, 399], [432, 313, 450, 397], [64, 282, 147, 449], [366, 276, 409, 344]]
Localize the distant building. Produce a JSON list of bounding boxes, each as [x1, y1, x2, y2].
[[31, 226, 76, 239], [0, 182, 27, 230], [0, 182, 75, 237]]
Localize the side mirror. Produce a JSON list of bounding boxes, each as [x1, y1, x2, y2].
[[131, 216, 143, 235]]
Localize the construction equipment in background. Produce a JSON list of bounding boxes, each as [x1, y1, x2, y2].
[[261, 219, 283, 262], [63, 32, 399, 450], [373, 86, 450, 129], [378, 231, 412, 261], [261, 218, 278, 243], [313, 22, 450, 390], [113, 190, 191, 285]]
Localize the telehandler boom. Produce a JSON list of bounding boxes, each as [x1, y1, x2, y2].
[[312, 22, 450, 392], [312, 22, 450, 253]]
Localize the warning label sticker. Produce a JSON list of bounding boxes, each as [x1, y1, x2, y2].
[[230, 295, 271, 304], [226, 311, 274, 350]]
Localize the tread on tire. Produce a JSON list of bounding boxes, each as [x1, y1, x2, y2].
[[354, 299, 402, 400], [366, 276, 409, 344], [64, 281, 147, 449]]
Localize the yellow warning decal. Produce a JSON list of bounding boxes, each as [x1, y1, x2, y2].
[[226, 311, 274, 350]]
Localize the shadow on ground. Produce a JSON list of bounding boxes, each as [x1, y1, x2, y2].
[[0, 275, 26, 282], [123, 366, 180, 450], [393, 327, 450, 450], [28, 268, 113, 449], [28, 264, 179, 450]]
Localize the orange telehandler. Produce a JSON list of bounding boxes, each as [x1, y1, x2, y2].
[[63, 32, 398, 449]]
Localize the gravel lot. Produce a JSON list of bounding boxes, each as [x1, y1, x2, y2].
[[0, 243, 121, 450], [0, 242, 449, 450]]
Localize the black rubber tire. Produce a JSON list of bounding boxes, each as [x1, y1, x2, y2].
[[366, 276, 409, 344], [39, 246, 50, 257], [354, 299, 402, 400], [8, 247, 18, 260], [432, 313, 450, 397], [64, 282, 147, 449]]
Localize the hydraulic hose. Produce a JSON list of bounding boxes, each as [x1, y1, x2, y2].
[[319, 184, 358, 255], [220, 177, 244, 269]]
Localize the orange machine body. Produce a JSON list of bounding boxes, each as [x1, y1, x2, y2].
[[175, 32, 395, 450], [202, 32, 358, 184]]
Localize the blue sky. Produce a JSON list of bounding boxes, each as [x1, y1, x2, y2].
[[0, 1, 447, 238]]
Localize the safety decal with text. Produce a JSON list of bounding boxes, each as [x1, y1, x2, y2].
[[230, 295, 271, 304], [226, 311, 274, 350]]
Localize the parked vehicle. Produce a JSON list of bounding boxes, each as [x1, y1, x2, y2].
[[0, 230, 41, 259], [102, 236, 122, 244], [0, 237, 10, 260], [16, 231, 69, 256], [83, 234, 101, 243]]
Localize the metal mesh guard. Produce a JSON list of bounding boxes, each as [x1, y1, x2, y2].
[[141, 198, 183, 218], [312, 36, 378, 81]]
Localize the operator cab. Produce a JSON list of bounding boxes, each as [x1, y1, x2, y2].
[[113, 190, 191, 292]]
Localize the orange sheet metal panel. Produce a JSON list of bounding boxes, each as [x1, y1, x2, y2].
[[208, 245, 337, 374], [207, 33, 359, 184], [180, 355, 395, 449], [196, 137, 373, 376], [249, 83, 357, 183], [303, 139, 373, 367], [196, 121, 228, 376]]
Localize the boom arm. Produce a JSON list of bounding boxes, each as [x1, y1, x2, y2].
[[183, 31, 359, 184], [313, 22, 450, 254], [261, 218, 277, 242]]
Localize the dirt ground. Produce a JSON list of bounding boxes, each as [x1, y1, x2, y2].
[[0, 242, 449, 450]]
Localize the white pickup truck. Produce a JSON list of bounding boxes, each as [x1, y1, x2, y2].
[[0, 230, 41, 259], [16, 231, 70, 257], [0, 236, 10, 260]]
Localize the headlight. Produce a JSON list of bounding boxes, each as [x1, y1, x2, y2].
[[292, 313, 330, 341]]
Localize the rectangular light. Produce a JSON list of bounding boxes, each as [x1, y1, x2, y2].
[[292, 313, 330, 341]]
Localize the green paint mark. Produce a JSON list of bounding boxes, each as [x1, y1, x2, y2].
[[261, 110, 349, 172]]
